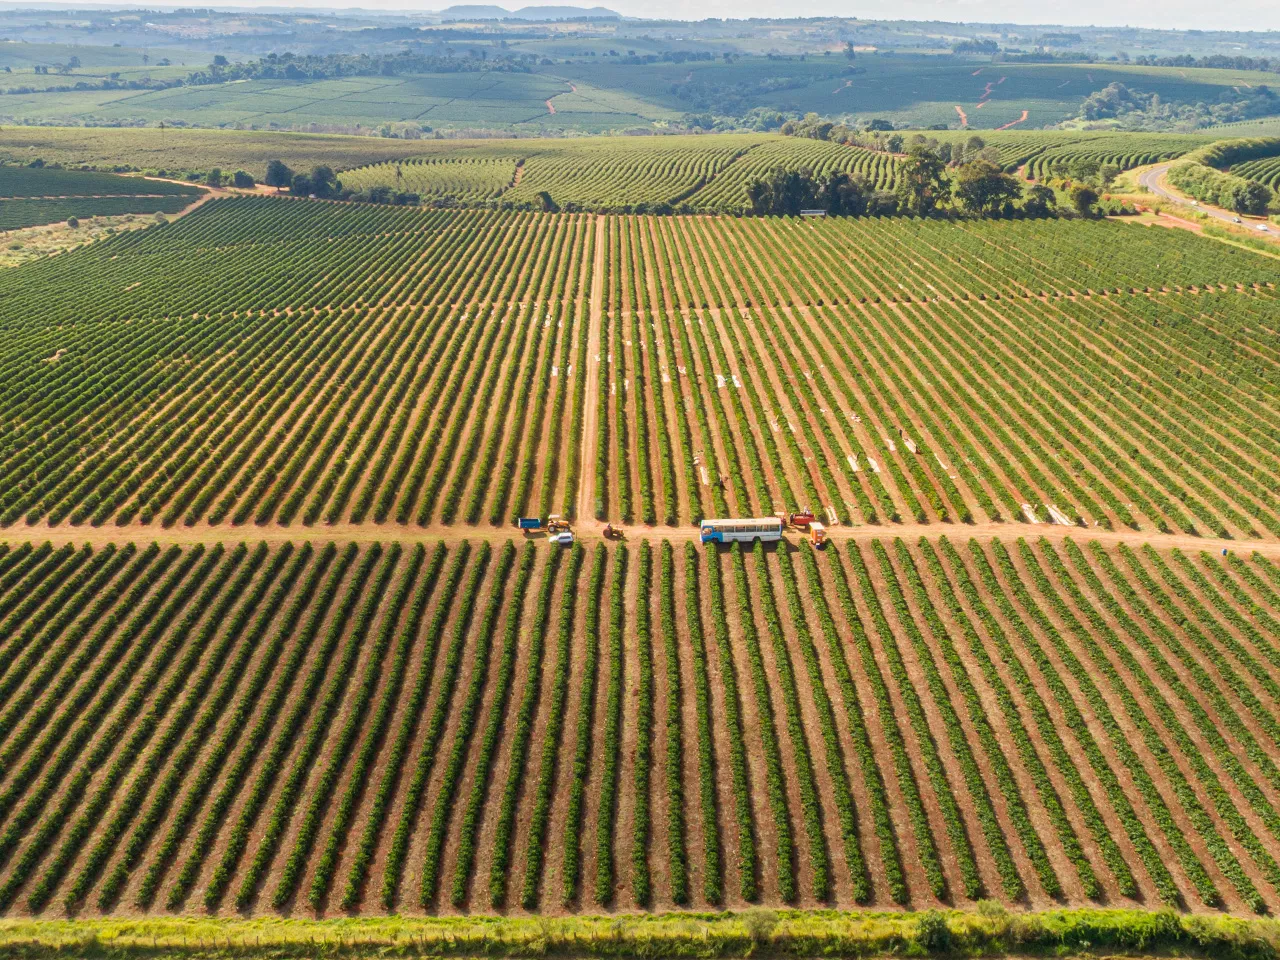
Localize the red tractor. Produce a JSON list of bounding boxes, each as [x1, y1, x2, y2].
[[788, 507, 817, 528]]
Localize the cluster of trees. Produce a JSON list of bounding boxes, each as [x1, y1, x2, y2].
[[1132, 53, 1280, 74], [262, 160, 416, 205], [745, 167, 900, 217], [184, 50, 530, 87], [782, 114, 998, 164], [952, 39, 1000, 55], [203, 168, 256, 189], [744, 149, 1078, 219], [1078, 81, 1278, 130]]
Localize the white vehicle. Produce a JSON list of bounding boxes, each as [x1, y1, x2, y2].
[[1259, 224, 1271, 232], [550, 531, 574, 546], [1232, 216, 1242, 223], [699, 517, 784, 544]]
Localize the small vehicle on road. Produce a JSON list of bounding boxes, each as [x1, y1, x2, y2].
[[809, 522, 827, 547], [551, 531, 574, 546], [787, 508, 817, 528], [1232, 216, 1242, 223], [602, 523, 621, 539], [546, 514, 570, 533]]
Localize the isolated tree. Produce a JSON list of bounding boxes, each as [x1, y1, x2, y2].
[[205, 167, 222, 187], [535, 190, 559, 213], [291, 172, 313, 196], [212, 55, 229, 67], [264, 159, 293, 190], [953, 159, 1021, 216], [1022, 183, 1057, 218], [232, 170, 255, 189], [66, 217, 79, 229], [896, 146, 950, 216], [1069, 183, 1099, 218]]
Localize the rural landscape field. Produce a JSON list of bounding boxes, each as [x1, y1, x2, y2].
[[4, 3, 1280, 959]]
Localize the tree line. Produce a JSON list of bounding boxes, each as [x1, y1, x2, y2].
[[745, 149, 1081, 220], [263, 161, 420, 206]]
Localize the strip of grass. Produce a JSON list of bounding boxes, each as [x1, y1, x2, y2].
[[3, 908, 1279, 959]]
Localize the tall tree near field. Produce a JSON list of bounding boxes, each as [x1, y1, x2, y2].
[[896, 147, 950, 216], [1069, 183, 1099, 218], [954, 160, 1022, 216], [264, 159, 293, 190]]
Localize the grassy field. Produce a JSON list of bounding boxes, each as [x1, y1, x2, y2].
[[2, 196, 1280, 922], [3, 908, 1280, 958]]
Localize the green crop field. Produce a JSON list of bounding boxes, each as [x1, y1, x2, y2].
[[1022, 132, 1211, 178], [0, 50, 1272, 134], [0, 195, 195, 230], [336, 135, 897, 211], [4, 76, 1280, 950], [2, 190, 1280, 925], [0, 72, 678, 134], [545, 56, 1270, 131], [0, 164, 202, 229], [1231, 155, 1280, 189], [0, 165, 201, 199]]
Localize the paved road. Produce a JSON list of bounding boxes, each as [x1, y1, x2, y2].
[[1139, 163, 1242, 224]]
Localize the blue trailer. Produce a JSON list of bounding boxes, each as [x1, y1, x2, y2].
[[515, 517, 542, 531]]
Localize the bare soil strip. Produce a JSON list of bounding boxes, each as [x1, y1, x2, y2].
[[576, 216, 607, 522]]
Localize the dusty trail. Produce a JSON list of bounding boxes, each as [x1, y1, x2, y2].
[[5, 517, 1279, 558], [576, 215, 606, 522]]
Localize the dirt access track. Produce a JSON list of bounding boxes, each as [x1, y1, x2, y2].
[[5, 517, 1277, 561]]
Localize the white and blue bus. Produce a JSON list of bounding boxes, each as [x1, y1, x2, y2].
[[699, 517, 785, 544]]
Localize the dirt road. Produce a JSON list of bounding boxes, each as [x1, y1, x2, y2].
[[4, 515, 1276, 558], [575, 215, 607, 522]]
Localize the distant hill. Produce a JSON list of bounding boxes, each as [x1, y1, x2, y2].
[[436, 5, 621, 20]]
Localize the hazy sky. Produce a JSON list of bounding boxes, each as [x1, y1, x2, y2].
[[37, 0, 1280, 32], [593, 0, 1279, 32]]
